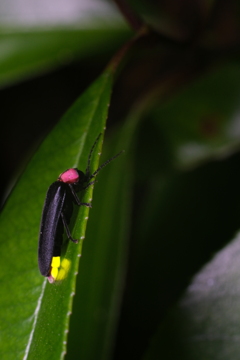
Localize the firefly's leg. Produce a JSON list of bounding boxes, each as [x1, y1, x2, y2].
[[82, 180, 96, 191], [68, 184, 92, 207], [61, 213, 78, 243]]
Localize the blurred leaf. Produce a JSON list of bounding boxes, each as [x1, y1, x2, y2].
[[0, 26, 130, 87], [144, 231, 240, 360], [0, 69, 113, 360], [151, 63, 240, 168], [114, 129, 240, 358]]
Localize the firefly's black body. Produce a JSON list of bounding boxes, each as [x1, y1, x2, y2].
[[38, 181, 76, 276]]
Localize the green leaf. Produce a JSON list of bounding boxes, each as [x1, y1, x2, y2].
[[66, 120, 136, 360], [0, 70, 113, 360], [144, 231, 240, 360]]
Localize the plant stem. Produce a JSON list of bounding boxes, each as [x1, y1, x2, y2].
[[106, 25, 149, 74], [113, 0, 144, 30]]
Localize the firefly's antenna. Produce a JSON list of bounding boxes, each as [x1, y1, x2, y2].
[[88, 150, 124, 181], [85, 133, 102, 178]]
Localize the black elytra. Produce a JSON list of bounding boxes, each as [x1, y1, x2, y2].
[[38, 134, 123, 282]]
